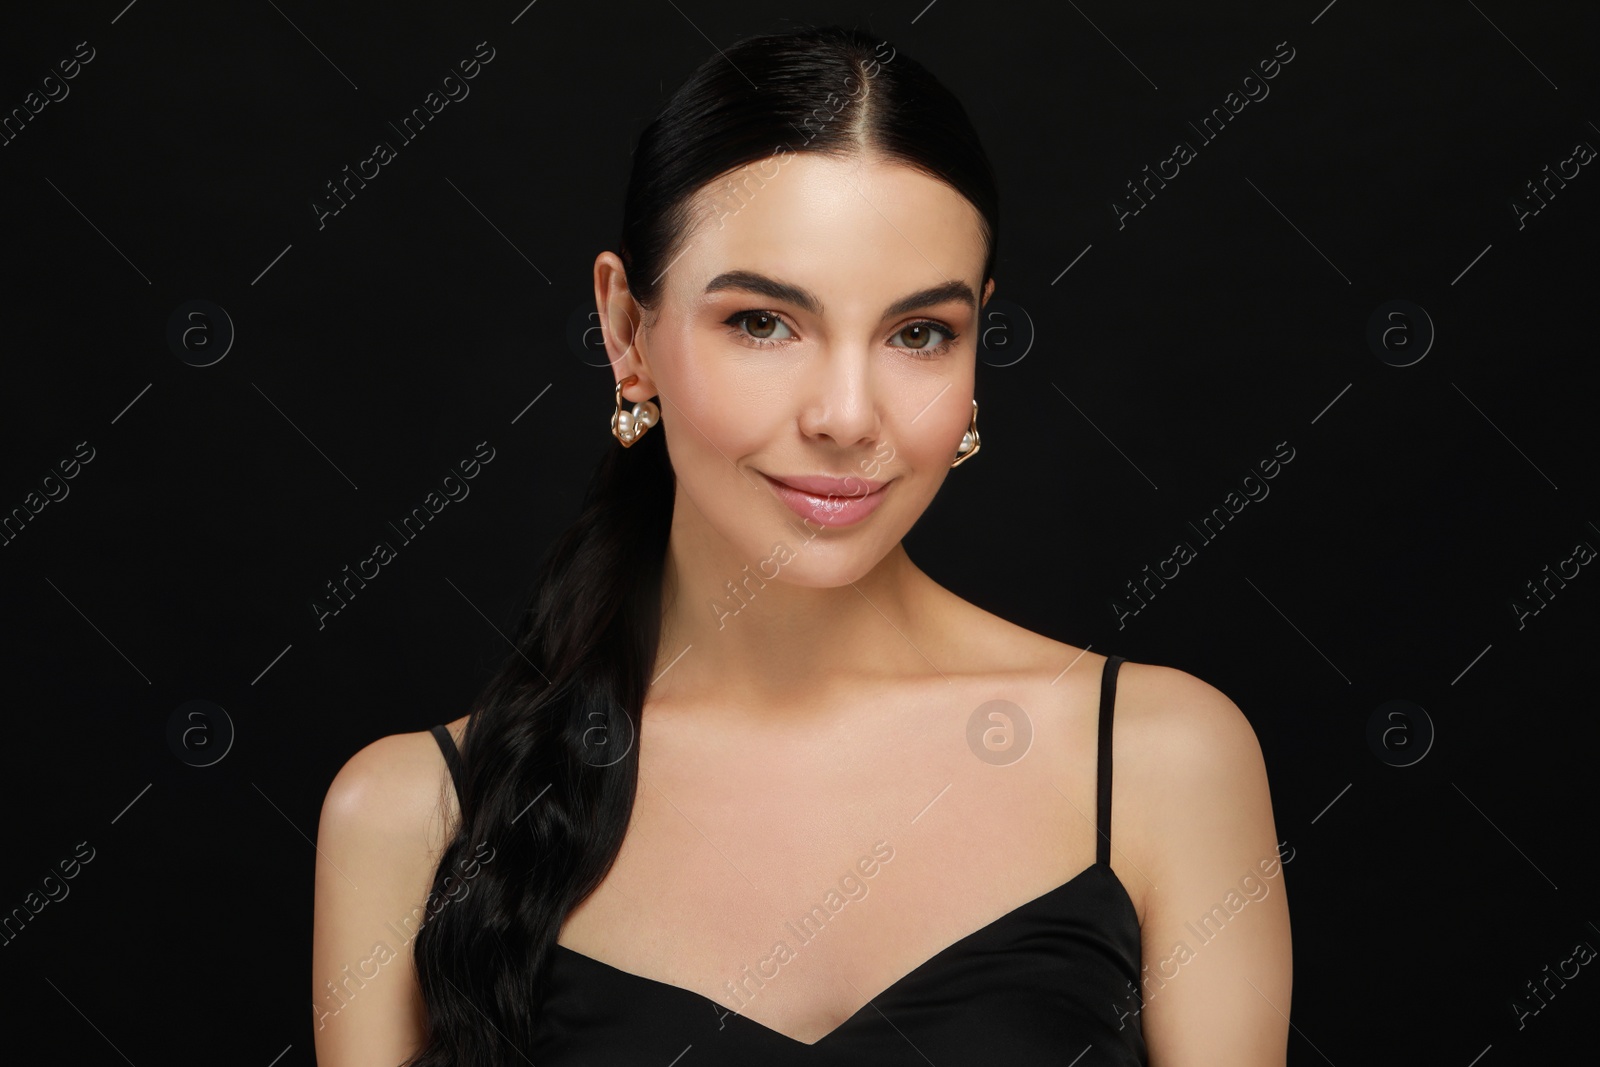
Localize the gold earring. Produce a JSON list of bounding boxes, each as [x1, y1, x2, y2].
[[611, 374, 660, 447], [950, 399, 981, 467]]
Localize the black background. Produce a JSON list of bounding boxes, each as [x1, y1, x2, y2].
[[2, 0, 1596, 1063]]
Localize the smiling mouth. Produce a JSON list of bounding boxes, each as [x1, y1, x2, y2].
[[759, 472, 891, 528]]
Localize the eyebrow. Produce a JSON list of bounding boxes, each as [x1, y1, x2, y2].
[[702, 270, 977, 319]]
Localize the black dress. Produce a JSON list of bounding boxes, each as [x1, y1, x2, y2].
[[429, 654, 1149, 1064]]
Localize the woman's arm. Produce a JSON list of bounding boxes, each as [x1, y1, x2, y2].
[[1130, 667, 1294, 1066], [311, 731, 451, 1066]]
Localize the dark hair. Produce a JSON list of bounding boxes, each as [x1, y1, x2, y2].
[[404, 24, 999, 1065]]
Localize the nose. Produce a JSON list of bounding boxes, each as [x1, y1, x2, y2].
[[795, 344, 881, 449]]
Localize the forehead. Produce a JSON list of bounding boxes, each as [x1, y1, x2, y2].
[[668, 152, 986, 310]]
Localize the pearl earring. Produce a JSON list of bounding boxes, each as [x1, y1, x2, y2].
[[610, 374, 660, 447], [951, 399, 981, 467]]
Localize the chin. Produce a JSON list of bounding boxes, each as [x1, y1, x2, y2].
[[772, 558, 881, 590], [723, 524, 893, 591]]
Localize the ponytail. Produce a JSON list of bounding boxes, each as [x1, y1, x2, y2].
[[405, 429, 672, 1063]]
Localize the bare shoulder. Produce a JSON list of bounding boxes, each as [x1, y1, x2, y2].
[[320, 720, 465, 848], [948, 596, 1262, 776], [1112, 659, 1284, 926], [1106, 661, 1270, 853], [920, 595, 1291, 1057], [965, 607, 1272, 919], [311, 721, 466, 1062], [1108, 664, 1292, 1058], [314, 722, 465, 927], [1111, 660, 1263, 776]]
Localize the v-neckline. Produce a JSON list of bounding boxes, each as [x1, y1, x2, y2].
[[551, 861, 1134, 1048]]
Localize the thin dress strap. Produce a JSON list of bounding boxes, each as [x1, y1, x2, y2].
[[1096, 655, 1126, 867], [430, 724, 464, 801]]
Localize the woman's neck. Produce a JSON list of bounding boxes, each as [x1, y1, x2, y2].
[[652, 517, 950, 717]]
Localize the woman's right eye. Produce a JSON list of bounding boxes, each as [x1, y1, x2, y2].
[[725, 310, 795, 346]]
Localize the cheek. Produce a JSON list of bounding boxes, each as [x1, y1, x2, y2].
[[888, 383, 972, 470], [660, 352, 784, 460]]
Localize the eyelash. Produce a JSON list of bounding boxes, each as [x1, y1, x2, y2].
[[721, 309, 962, 358]]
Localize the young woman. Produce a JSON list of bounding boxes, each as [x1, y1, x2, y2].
[[312, 25, 1291, 1067]]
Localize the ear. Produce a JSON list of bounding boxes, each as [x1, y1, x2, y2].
[[593, 251, 659, 400], [980, 277, 996, 308]]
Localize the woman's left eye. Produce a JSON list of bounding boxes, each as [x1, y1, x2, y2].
[[888, 321, 959, 354]]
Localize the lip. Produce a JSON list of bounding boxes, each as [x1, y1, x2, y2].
[[760, 471, 891, 527]]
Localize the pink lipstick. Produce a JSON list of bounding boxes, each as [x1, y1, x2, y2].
[[760, 472, 890, 527]]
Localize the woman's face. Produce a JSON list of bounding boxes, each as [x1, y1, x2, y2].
[[600, 151, 993, 589]]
